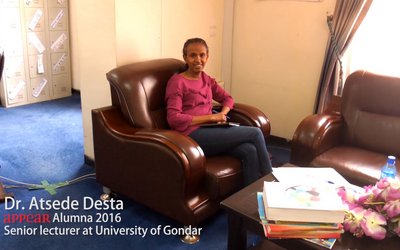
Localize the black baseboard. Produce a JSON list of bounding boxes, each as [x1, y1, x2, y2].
[[84, 155, 95, 167], [269, 135, 291, 148]]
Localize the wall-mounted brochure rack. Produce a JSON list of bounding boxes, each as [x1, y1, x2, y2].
[[0, 0, 71, 107]]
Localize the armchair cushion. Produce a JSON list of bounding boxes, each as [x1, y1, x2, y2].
[[205, 157, 242, 199], [312, 146, 384, 185]]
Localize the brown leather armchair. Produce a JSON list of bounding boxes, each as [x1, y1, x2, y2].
[[291, 71, 400, 186], [92, 58, 270, 226]]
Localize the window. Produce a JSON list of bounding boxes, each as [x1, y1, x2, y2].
[[343, 0, 400, 80]]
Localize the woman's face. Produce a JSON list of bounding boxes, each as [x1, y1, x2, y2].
[[183, 43, 209, 75]]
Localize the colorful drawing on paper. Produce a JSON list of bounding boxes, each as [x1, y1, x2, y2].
[[285, 185, 321, 207]]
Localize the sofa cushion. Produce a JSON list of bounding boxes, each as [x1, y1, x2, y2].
[[311, 146, 399, 186]]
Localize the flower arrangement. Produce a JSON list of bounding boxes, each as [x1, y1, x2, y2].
[[338, 178, 400, 240]]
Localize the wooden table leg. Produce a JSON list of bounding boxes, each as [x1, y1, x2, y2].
[[227, 212, 247, 250]]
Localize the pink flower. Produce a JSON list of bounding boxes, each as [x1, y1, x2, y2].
[[378, 179, 400, 201], [357, 192, 375, 204], [343, 206, 365, 237], [386, 182, 400, 201], [376, 178, 391, 189], [391, 217, 400, 237], [338, 187, 359, 209], [383, 200, 400, 218], [339, 178, 400, 240], [360, 209, 387, 240]]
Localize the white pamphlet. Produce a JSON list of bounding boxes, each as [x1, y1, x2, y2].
[[272, 167, 350, 188]]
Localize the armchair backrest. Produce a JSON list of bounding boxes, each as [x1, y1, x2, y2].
[[341, 70, 400, 155], [106, 58, 185, 129]]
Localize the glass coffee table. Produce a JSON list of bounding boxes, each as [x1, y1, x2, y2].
[[220, 170, 400, 250]]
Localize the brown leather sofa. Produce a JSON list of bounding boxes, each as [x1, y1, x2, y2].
[[291, 71, 400, 186], [92, 58, 271, 226]]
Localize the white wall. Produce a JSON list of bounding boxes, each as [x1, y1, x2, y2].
[[69, 0, 116, 159], [230, 0, 336, 139], [160, 0, 224, 80], [115, 0, 162, 65], [115, 0, 224, 78]]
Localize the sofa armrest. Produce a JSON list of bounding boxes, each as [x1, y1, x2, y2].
[[92, 106, 206, 201], [290, 113, 343, 165], [214, 103, 271, 138]]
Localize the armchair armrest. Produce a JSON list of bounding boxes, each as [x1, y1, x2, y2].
[[92, 106, 207, 209], [290, 113, 344, 165], [134, 129, 206, 193], [214, 103, 271, 138]]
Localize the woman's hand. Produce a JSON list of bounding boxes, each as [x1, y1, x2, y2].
[[190, 106, 231, 125], [210, 112, 228, 123]]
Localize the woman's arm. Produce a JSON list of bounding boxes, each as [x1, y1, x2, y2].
[[191, 110, 228, 125], [220, 106, 231, 116]]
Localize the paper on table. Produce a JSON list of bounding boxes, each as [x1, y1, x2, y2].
[[271, 167, 352, 189]]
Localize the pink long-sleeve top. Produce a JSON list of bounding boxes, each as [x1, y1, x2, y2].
[[165, 72, 234, 135]]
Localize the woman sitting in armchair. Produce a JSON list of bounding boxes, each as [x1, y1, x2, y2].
[[165, 38, 272, 186]]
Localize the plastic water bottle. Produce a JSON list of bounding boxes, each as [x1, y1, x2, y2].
[[380, 155, 397, 180]]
